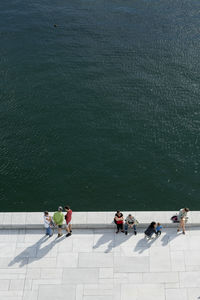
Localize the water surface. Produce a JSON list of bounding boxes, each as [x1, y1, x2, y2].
[[0, 0, 200, 211]]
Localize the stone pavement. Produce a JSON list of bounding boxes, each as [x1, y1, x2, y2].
[[0, 227, 200, 300]]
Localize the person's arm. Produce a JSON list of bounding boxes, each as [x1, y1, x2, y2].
[[61, 214, 64, 223], [44, 217, 49, 226], [53, 213, 57, 225]]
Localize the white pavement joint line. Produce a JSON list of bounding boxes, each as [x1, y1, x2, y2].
[[1, 228, 200, 300]]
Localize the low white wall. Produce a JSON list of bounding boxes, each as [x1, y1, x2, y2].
[[0, 211, 199, 229]]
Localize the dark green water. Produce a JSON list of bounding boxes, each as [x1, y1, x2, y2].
[[0, 0, 200, 212]]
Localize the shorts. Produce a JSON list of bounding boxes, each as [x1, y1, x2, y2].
[[66, 221, 72, 227]]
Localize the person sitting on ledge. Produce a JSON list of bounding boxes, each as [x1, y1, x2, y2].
[[114, 210, 124, 234], [144, 221, 156, 239], [124, 214, 138, 235]]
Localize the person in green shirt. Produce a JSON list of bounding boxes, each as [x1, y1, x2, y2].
[[53, 206, 64, 237]]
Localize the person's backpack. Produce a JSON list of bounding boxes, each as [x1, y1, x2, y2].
[[171, 215, 179, 223]]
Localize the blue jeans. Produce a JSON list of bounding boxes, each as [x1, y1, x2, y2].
[[125, 223, 136, 232], [46, 226, 52, 236]]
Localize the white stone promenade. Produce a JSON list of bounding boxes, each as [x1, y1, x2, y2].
[[0, 227, 200, 300]]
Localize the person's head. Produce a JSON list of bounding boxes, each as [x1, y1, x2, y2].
[[128, 214, 133, 218], [116, 210, 121, 216], [64, 206, 70, 211], [58, 206, 63, 212], [184, 208, 189, 212], [157, 222, 161, 226], [44, 211, 49, 216], [150, 222, 156, 228]]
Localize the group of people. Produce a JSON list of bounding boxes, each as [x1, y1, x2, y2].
[[44, 206, 72, 238], [114, 210, 162, 238], [43, 206, 190, 239], [114, 207, 190, 238]]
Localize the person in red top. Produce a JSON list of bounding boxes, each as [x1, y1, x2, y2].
[[64, 206, 72, 237], [114, 210, 124, 234]]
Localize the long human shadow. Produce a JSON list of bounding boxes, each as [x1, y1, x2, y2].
[[9, 235, 65, 268], [134, 235, 158, 254], [134, 230, 182, 254], [161, 230, 183, 246], [93, 230, 133, 253]]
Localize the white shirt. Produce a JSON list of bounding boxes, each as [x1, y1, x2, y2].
[[44, 216, 50, 228]]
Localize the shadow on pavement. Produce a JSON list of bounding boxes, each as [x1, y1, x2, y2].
[[8, 234, 65, 268]]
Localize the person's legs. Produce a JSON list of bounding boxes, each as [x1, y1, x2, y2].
[[116, 224, 120, 233], [133, 224, 137, 235], [66, 223, 72, 237], [58, 225, 63, 236], [69, 224, 72, 232], [66, 225, 70, 233], [182, 219, 186, 234], [177, 219, 182, 232], [124, 223, 128, 235], [46, 226, 52, 236]]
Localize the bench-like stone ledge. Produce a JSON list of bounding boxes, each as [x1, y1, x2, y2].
[[0, 211, 199, 229]]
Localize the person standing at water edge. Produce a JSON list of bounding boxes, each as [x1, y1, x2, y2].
[[53, 206, 64, 237], [114, 211, 124, 233], [177, 208, 189, 235], [43, 211, 53, 237], [65, 206, 72, 237]]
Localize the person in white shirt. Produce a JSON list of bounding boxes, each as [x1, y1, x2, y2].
[[177, 208, 189, 235], [44, 211, 53, 237]]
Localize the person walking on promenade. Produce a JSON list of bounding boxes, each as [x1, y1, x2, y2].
[[124, 214, 138, 235], [43, 211, 53, 237], [177, 207, 189, 235], [53, 206, 64, 238], [156, 222, 162, 236], [114, 211, 124, 234], [144, 222, 156, 239], [64, 206, 72, 237]]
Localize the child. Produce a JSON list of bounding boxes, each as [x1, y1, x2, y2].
[[44, 211, 53, 237], [156, 222, 162, 236]]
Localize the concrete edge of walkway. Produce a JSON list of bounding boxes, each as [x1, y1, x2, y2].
[[0, 211, 199, 229]]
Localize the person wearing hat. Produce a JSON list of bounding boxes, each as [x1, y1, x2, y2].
[[53, 206, 64, 237]]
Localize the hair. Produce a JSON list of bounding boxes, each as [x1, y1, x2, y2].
[[44, 211, 48, 215], [58, 206, 63, 211], [116, 210, 120, 214], [150, 222, 156, 228], [157, 222, 161, 226], [65, 206, 70, 210], [128, 214, 132, 216], [184, 208, 189, 212]]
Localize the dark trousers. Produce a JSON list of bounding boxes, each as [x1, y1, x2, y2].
[[156, 230, 161, 236], [116, 223, 123, 231]]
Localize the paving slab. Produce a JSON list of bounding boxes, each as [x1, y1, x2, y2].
[[0, 227, 200, 299]]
